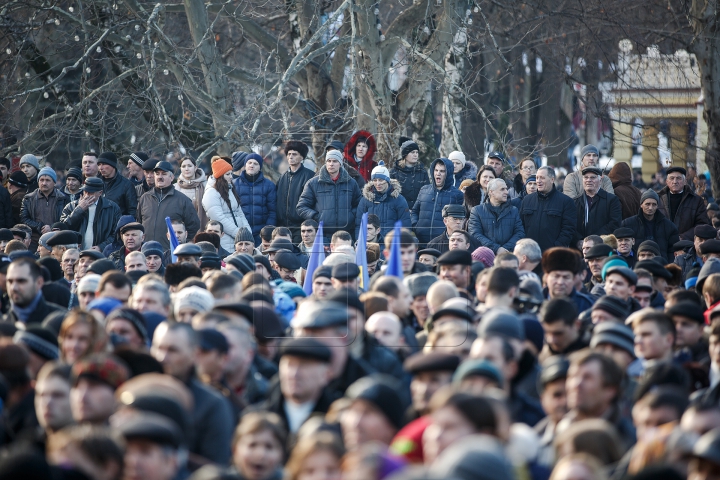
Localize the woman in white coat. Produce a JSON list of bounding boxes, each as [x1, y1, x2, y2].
[[202, 158, 251, 253]]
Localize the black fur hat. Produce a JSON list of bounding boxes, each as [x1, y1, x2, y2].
[[284, 140, 309, 159], [541, 247, 582, 274]]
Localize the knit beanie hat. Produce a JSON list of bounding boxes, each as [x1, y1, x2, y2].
[[13, 326, 59, 360], [141, 241, 164, 259], [212, 159, 232, 179], [173, 286, 214, 317], [346, 375, 407, 429], [66, 166, 82, 181], [38, 166, 57, 183], [525, 175, 537, 186], [244, 153, 263, 166], [400, 140, 419, 159], [580, 144, 599, 160], [448, 151, 467, 168], [226, 253, 255, 274], [97, 152, 119, 170], [326, 150, 344, 164], [641, 189, 660, 205], [19, 154, 40, 171], [107, 307, 149, 345], [371, 161, 391, 182], [8, 171, 29, 188], [234, 228, 255, 244], [231, 151, 248, 171], [471, 246, 495, 268]]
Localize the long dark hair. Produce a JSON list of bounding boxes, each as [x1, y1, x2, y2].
[[214, 174, 239, 211]]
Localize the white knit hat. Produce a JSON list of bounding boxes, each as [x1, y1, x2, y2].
[[448, 151, 466, 167], [173, 286, 214, 317], [371, 161, 390, 182]]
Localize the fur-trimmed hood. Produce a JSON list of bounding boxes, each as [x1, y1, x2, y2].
[[464, 181, 486, 210], [176, 168, 207, 189], [318, 164, 351, 184], [362, 178, 402, 201], [454, 161, 478, 185]]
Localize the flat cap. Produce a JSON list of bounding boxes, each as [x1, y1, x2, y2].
[[120, 222, 144, 235], [404, 352, 460, 374], [326, 288, 364, 314], [118, 413, 183, 449], [437, 249, 472, 266], [80, 249, 106, 261], [666, 301, 705, 325], [695, 224, 718, 240], [274, 250, 301, 271], [478, 308, 525, 341], [417, 248, 442, 259], [592, 295, 629, 319], [605, 265, 637, 286], [279, 337, 331, 363], [0, 229, 14, 242], [47, 230, 81, 246], [346, 375, 406, 429], [585, 243, 614, 260], [442, 204, 466, 218], [142, 159, 159, 171], [153, 161, 174, 173], [87, 259, 117, 275], [264, 238, 295, 253], [404, 272, 438, 298], [212, 301, 254, 321], [519, 278, 544, 304], [539, 357, 569, 387], [590, 322, 635, 357], [666, 166, 687, 176], [173, 243, 202, 256], [197, 329, 229, 353], [430, 305, 475, 325], [581, 166, 602, 176], [637, 240, 661, 257], [673, 239, 694, 252], [291, 301, 348, 330], [634, 259, 672, 279], [331, 262, 359, 280], [81, 176, 104, 193], [700, 239, 720, 256], [453, 359, 503, 388], [613, 227, 635, 239], [72, 353, 129, 390], [312, 265, 333, 281]]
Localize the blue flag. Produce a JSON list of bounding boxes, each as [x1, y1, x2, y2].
[[166, 217, 180, 263], [386, 221, 404, 279], [356, 213, 370, 290], [303, 221, 326, 295]]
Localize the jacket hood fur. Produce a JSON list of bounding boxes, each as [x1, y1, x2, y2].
[[362, 179, 402, 201]]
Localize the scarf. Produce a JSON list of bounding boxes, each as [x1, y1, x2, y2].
[[12, 291, 43, 323]]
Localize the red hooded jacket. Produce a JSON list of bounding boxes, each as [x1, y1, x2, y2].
[[343, 130, 377, 181]]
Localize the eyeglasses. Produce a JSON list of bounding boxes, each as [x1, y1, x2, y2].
[[521, 166, 536, 171]]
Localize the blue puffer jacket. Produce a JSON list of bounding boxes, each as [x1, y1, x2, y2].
[[453, 161, 478, 187], [468, 201, 525, 253], [233, 171, 277, 245], [297, 165, 362, 239], [411, 158, 464, 244], [355, 179, 411, 239]]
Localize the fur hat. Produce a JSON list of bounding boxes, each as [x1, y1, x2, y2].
[[285, 140, 309, 158], [541, 247, 581, 274]]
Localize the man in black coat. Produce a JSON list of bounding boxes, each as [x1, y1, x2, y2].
[[621, 189, 679, 262], [276, 141, 316, 244], [520, 166, 577, 252], [3, 258, 66, 325], [572, 167, 622, 246], [60, 177, 122, 253], [658, 166, 710, 240], [97, 152, 138, 216]]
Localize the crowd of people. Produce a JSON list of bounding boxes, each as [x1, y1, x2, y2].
[[0, 135, 719, 480]]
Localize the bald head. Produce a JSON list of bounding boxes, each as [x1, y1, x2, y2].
[[426, 280, 460, 314], [365, 312, 403, 350]]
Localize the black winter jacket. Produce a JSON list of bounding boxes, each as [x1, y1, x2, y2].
[[410, 158, 464, 244], [519, 186, 577, 252], [390, 160, 429, 209], [186, 376, 234, 464], [572, 189, 623, 244], [276, 165, 315, 229], [60, 197, 121, 251], [297, 166, 362, 239], [621, 209, 679, 262], [102, 173, 138, 216], [0, 185, 13, 229], [658, 185, 710, 240]]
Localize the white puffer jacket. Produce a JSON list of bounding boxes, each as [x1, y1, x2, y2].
[[202, 185, 251, 252]]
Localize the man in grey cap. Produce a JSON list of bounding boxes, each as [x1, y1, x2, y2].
[[20, 166, 69, 250], [658, 165, 710, 240], [60, 176, 121, 252], [621, 188, 679, 261], [562, 144, 614, 199], [108, 222, 145, 271], [572, 166, 622, 245], [426, 204, 480, 253], [137, 161, 200, 250], [173, 243, 202, 267]]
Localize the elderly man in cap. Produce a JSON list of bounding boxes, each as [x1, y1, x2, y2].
[[658, 165, 710, 240], [117, 412, 183, 480], [563, 144, 615, 199], [436, 249, 473, 294], [46, 230, 79, 262], [254, 337, 337, 433], [70, 353, 129, 425], [675, 224, 718, 279], [137, 161, 200, 249], [426, 204, 478, 253], [107, 222, 145, 271], [613, 227, 637, 268], [542, 248, 595, 314], [96, 152, 138, 216], [535, 357, 570, 466], [75, 249, 104, 281], [173, 243, 202, 267], [292, 301, 374, 396], [273, 249, 301, 283], [404, 351, 459, 420], [276, 141, 316, 243], [572, 165, 622, 245], [20, 166, 69, 249], [621, 189, 679, 261], [417, 247, 441, 269], [584, 243, 613, 292], [60, 177, 121, 252], [341, 375, 407, 450]]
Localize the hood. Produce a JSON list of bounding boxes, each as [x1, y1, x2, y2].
[[177, 168, 207, 188], [608, 162, 632, 188], [362, 179, 402, 201], [429, 157, 455, 190], [318, 164, 350, 184], [343, 130, 377, 167]]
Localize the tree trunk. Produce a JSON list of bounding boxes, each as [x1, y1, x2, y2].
[[440, 27, 467, 157]]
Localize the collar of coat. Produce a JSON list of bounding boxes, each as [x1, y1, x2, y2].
[[318, 165, 350, 184], [362, 179, 402, 201], [394, 159, 426, 172], [660, 185, 693, 199]]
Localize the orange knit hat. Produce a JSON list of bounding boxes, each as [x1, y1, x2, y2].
[[212, 159, 232, 179]]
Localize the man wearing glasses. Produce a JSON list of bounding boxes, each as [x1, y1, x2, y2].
[[563, 144, 614, 199]]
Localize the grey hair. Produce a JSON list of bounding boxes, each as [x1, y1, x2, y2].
[[514, 239, 541, 263], [487, 178, 507, 192], [537, 166, 556, 179], [134, 279, 171, 307]]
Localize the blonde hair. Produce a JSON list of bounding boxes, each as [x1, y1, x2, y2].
[[284, 432, 344, 480], [59, 311, 106, 362]]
